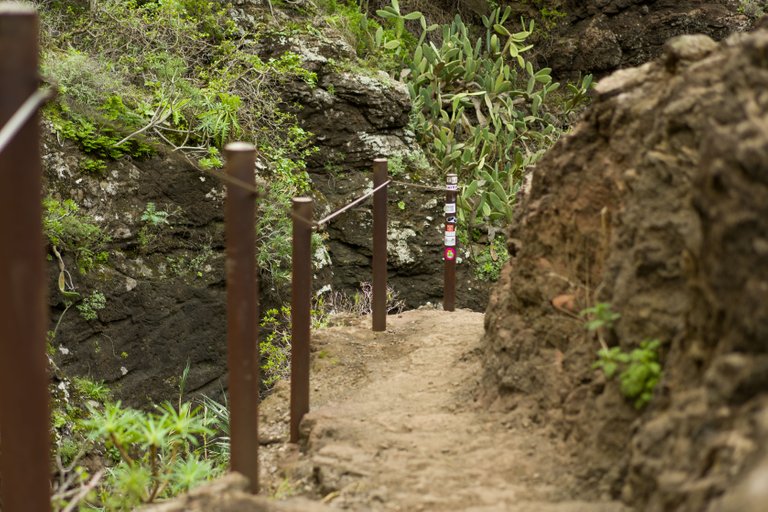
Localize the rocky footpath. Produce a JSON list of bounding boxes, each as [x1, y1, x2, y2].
[[481, 28, 768, 510], [143, 309, 632, 511]]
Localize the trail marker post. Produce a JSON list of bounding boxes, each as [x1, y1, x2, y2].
[[0, 6, 52, 512], [224, 142, 260, 493], [372, 158, 388, 331], [444, 174, 458, 311], [290, 197, 313, 443]]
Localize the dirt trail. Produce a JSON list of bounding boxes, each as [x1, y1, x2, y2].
[[262, 309, 631, 511]]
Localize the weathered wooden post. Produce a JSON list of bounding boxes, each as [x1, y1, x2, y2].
[[290, 197, 313, 443], [444, 174, 458, 311], [0, 4, 52, 511], [372, 158, 388, 331], [224, 142, 260, 493]]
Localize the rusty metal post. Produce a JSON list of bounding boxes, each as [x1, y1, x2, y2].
[[224, 142, 259, 493], [443, 174, 458, 312], [0, 5, 52, 512], [290, 198, 313, 443], [372, 159, 388, 331]]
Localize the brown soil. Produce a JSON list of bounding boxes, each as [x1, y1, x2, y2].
[[152, 309, 631, 511], [287, 309, 630, 511]]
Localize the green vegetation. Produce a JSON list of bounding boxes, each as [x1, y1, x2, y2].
[[198, 147, 223, 170], [522, 0, 568, 30], [80, 157, 108, 175], [72, 377, 111, 402], [260, 303, 329, 387], [580, 302, 621, 333], [39, 0, 319, 293], [582, 303, 662, 409], [138, 202, 173, 249], [473, 234, 510, 282], [43, 197, 109, 342], [738, 0, 766, 18], [593, 340, 662, 410], [166, 246, 214, 280], [140, 203, 171, 227], [43, 197, 110, 275], [80, 400, 221, 509], [77, 291, 107, 321], [349, 1, 592, 280], [320, 0, 417, 69], [400, 5, 589, 228], [386, 151, 431, 178], [51, 369, 230, 511], [49, 374, 113, 501]]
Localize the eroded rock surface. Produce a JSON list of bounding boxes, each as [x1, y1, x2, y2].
[[45, 139, 229, 405], [257, 16, 490, 309], [482, 30, 768, 509], [543, 0, 749, 77], [449, 0, 749, 78]]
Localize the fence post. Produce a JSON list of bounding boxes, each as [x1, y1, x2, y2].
[[0, 6, 51, 512], [444, 174, 458, 312], [372, 158, 388, 331], [224, 142, 260, 493], [290, 197, 313, 443]]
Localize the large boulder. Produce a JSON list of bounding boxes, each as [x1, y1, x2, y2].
[[481, 29, 768, 509]]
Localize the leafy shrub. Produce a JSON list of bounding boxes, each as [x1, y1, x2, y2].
[[260, 306, 293, 388], [72, 377, 111, 402], [738, 0, 766, 18], [361, 1, 593, 278], [404, 7, 562, 227], [141, 202, 171, 227], [79, 400, 224, 509], [80, 157, 108, 175], [321, 0, 410, 68]]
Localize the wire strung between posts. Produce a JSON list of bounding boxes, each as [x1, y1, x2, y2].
[[315, 179, 391, 227], [0, 88, 55, 156], [179, 152, 261, 196], [389, 179, 446, 192], [290, 179, 392, 228]]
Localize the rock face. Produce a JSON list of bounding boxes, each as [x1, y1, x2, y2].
[[45, 140, 230, 405], [447, 0, 747, 77], [481, 29, 768, 509], [259, 24, 490, 310], [543, 0, 750, 77], [45, 10, 488, 406], [446, 0, 745, 78]]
